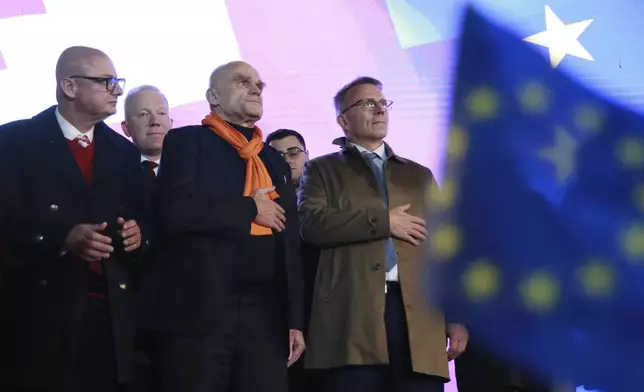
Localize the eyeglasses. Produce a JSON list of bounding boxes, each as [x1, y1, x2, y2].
[[278, 147, 305, 159], [341, 99, 393, 115], [69, 75, 126, 92]]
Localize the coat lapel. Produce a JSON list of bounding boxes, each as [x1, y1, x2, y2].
[[36, 107, 90, 198]]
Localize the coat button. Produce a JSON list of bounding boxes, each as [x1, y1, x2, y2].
[[39, 279, 48, 287], [373, 263, 382, 271], [59, 249, 67, 257], [35, 234, 44, 242], [119, 283, 127, 290], [49, 204, 59, 212]]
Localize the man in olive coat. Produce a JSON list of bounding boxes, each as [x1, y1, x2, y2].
[[298, 76, 469, 392]]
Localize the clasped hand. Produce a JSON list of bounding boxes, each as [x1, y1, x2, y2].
[[64, 217, 141, 262]]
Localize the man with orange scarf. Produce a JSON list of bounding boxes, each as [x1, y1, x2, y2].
[[137, 61, 305, 392]]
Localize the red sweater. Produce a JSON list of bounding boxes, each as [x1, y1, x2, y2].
[[66, 139, 105, 297], [66, 139, 95, 185]]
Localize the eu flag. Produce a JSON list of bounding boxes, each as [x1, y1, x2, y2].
[[426, 5, 644, 391]]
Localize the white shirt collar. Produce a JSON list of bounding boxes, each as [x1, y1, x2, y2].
[[141, 155, 161, 175], [140, 155, 160, 165], [350, 142, 387, 160], [55, 107, 95, 142]]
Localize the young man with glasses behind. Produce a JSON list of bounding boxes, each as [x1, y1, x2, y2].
[[266, 129, 309, 187], [266, 129, 321, 392]]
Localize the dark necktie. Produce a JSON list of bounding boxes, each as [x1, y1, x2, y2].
[[142, 160, 158, 179], [362, 151, 397, 272]]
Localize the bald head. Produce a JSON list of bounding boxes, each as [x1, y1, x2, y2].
[[55, 46, 110, 82], [208, 60, 250, 90], [205, 61, 265, 127], [54, 46, 122, 125]]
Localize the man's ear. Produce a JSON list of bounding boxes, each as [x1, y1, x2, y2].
[[59, 78, 76, 99], [121, 121, 131, 137], [206, 88, 219, 107], [336, 114, 349, 130]]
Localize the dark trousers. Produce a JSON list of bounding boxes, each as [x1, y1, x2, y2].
[[157, 294, 288, 392], [70, 296, 123, 392], [12, 296, 125, 392], [324, 282, 445, 392], [288, 357, 322, 392]]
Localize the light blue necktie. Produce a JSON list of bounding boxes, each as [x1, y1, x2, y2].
[[362, 151, 397, 272]]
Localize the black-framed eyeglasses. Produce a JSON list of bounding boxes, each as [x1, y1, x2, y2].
[[340, 99, 393, 115], [278, 147, 305, 159], [69, 75, 126, 92]]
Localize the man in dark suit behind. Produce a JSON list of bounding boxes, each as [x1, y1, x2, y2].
[[138, 61, 305, 392], [266, 128, 322, 392], [0, 46, 147, 392], [121, 84, 172, 193], [120, 84, 173, 392]]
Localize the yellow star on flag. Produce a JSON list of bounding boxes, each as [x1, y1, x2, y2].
[[524, 5, 594, 68]]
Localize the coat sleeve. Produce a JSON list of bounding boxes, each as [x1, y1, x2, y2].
[[297, 159, 390, 248], [122, 151, 153, 264], [0, 126, 75, 259], [156, 128, 258, 241]]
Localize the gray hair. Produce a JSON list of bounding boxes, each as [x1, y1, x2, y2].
[[333, 76, 383, 115], [124, 85, 169, 120]]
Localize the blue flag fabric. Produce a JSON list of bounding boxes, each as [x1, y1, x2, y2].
[[426, 5, 644, 391]]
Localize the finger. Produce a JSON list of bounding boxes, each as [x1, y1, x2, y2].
[[456, 338, 467, 354], [411, 223, 429, 237], [403, 234, 420, 246], [121, 219, 137, 230], [121, 226, 140, 240], [124, 233, 141, 247], [288, 335, 295, 361], [116, 217, 126, 226], [88, 231, 113, 244], [257, 186, 276, 195], [89, 222, 109, 232], [275, 210, 286, 223], [82, 248, 110, 261], [447, 339, 459, 360], [289, 345, 305, 367], [87, 240, 114, 253], [409, 216, 427, 226], [124, 241, 141, 252], [396, 203, 411, 212], [409, 228, 428, 241], [271, 219, 284, 232]]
